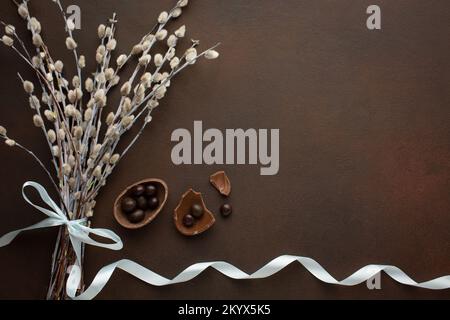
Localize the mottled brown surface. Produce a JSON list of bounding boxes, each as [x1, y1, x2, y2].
[[0, 0, 449, 299]]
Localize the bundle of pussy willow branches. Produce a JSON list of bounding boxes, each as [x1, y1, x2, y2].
[[0, 0, 219, 299]]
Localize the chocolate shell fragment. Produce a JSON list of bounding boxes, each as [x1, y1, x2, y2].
[[209, 170, 231, 196], [174, 189, 215, 236]]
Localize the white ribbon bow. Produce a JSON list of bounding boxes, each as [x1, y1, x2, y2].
[[1, 181, 449, 300], [0, 181, 123, 265]]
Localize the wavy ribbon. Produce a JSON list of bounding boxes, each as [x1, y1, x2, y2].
[[0, 181, 449, 300], [66, 255, 450, 300]]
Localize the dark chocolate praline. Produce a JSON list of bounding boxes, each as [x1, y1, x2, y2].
[[128, 209, 145, 223], [220, 203, 232, 217], [148, 197, 159, 210], [131, 184, 145, 197], [182, 214, 195, 228], [136, 196, 148, 210], [121, 197, 137, 213], [191, 203, 204, 219], [144, 184, 157, 197]]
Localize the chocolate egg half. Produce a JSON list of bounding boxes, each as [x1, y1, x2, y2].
[[114, 179, 168, 229]]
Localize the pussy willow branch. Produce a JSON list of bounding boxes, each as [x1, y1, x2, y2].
[[17, 1, 83, 189], [8, 43, 78, 199], [1, 20, 60, 148], [16, 72, 60, 173], [10, 3, 71, 182], [104, 1, 181, 96], [110, 9, 173, 124], [53, 0, 82, 99], [137, 42, 221, 117], [0, 28, 57, 153], [82, 13, 118, 165], [0, 20, 29, 59], [17, 1, 69, 123], [75, 13, 120, 217]]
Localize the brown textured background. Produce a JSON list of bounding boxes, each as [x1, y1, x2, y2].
[[0, 0, 449, 299]]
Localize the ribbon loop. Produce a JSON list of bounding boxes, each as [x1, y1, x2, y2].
[[22, 181, 66, 221]]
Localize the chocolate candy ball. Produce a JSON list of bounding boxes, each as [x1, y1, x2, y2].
[[148, 197, 159, 210], [183, 214, 195, 228], [144, 184, 157, 197], [191, 203, 204, 219], [121, 197, 137, 213], [131, 185, 145, 197], [136, 196, 148, 210], [220, 203, 232, 217], [128, 209, 145, 223]]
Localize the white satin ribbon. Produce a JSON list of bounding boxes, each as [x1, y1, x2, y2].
[[0, 181, 123, 265], [1, 181, 449, 300], [67, 255, 450, 300]]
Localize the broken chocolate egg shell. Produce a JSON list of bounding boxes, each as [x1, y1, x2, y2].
[[210, 170, 231, 196], [114, 178, 168, 229], [174, 189, 215, 236]]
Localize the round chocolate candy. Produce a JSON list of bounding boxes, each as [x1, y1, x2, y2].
[[148, 197, 159, 210], [191, 203, 204, 219], [144, 184, 157, 197], [220, 203, 232, 217], [136, 196, 148, 210], [182, 214, 195, 228], [131, 184, 145, 197], [121, 197, 137, 213], [128, 209, 145, 223]]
